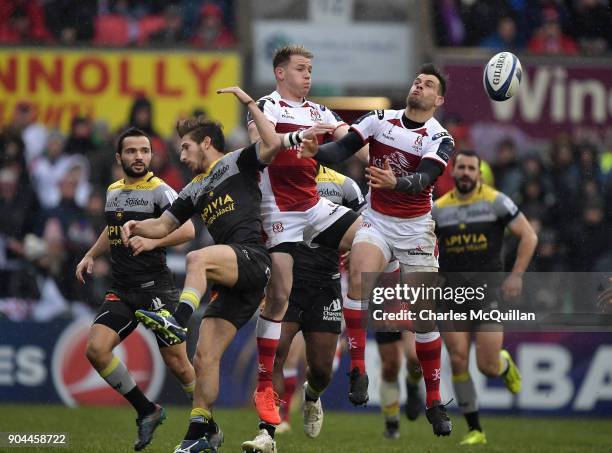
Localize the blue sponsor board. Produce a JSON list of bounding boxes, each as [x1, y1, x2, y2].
[[2, 319, 611, 415]]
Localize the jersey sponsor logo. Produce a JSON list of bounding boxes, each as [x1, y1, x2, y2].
[[319, 187, 343, 201], [51, 319, 164, 407], [431, 131, 450, 141], [382, 132, 395, 141], [150, 297, 164, 310], [202, 164, 231, 192], [323, 298, 342, 322], [124, 197, 149, 208], [444, 233, 488, 252], [405, 245, 432, 256], [281, 108, 296, 120], [107, 226, 124, 246], [376, 110, 385, 120], [201, 193, 235, 226], [272, 222, 284, 233]]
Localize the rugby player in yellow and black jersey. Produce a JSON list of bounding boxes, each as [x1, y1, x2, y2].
[[75, 127, 197, 451], [431, 149, 538, 446], [121, 86, 335, 453]]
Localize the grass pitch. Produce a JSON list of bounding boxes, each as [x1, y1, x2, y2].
[[0, 404, 609, 452]]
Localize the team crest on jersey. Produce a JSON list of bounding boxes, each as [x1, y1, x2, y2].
[[309, 107, 322, 122], [115, 209, 124, 219], [272, 222, 284, 233]]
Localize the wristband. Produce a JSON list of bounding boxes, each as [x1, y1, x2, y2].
[[282, 131, 305, 148]]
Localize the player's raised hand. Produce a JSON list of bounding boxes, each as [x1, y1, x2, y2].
[[302, 122, 336, 139], [367, 159, 397, 190], [121, 220, 138, 247], [128, 236, 156, 256], [297, 138, 319, 159], [75, 255, 94, 284], [217, 86, 254, 105]]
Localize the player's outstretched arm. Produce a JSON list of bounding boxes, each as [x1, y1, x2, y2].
[[334, 124, 369, 164], [217, 86, 281, 163], [299, 130, 365, 163], [76, 227, 110, 284], [128, 219, 196, 256], [121, 214, 177, 246]]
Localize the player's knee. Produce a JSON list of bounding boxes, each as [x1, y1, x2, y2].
[[477, 356, 500, 378], [382, 358, 401, 381], [85, 340, 109, 367], [450, 351, 469, 375], [309, 365, 332, 388], [186, 250, 210, 272]]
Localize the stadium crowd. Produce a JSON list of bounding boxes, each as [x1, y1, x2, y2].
[[433, 0, 612, 55], [0, 0, 236, 48]]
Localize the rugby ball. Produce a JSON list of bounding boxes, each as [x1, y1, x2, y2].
[[483, 52, 522, 101]]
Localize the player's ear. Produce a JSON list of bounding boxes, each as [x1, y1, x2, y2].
[[115, 152, 121, 166], [435, 95, 445, 108], [274, 65, 285, 81]]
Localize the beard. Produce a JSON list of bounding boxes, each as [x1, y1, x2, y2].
[[122, 161, 149, 178], [454, 176, 477, 194], [407, 95, 421, 109]]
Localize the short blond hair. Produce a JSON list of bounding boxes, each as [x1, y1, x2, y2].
[[272, 45, 313, 68]]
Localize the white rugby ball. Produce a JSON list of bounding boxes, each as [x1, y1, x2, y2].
[[483, 52, 522, 101]]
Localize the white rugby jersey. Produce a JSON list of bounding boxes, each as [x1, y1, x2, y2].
[[248, 91, 345, 213], [351, 109, 454, 219]]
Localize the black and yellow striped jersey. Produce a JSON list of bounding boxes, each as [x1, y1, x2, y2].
[[431, 183, 519, 272], [105, 172, 178, 287]]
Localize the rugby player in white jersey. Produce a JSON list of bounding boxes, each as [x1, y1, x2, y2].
[[245, 45, 369, 437], [299, 64, 455, 437]]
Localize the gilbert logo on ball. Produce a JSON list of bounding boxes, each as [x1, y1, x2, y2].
[[483, 51, 522, 101], [52, 319, 165, 407]]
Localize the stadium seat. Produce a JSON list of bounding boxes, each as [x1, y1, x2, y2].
[[93, 15, 130, 46]]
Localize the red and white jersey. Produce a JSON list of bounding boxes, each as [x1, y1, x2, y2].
[[248, 90, 345, 213], [351, 109, 454, 219]]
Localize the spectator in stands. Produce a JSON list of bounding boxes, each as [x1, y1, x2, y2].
[[480, 15, 523, 51], [460, 0, 512, 46], [491, 138, 523, 202], [432, 0, 465, 46], [528, 7, 579, 54], [9, 102, 49, 167], [0, 0, 53, 44], [127, 96, 159, 138], [190, 2, 236, 49], [44, 0, 96, 44], [148, 3, 186, 45], [568, 0, 612, 55], [573, 142, 604, 189], [64, 116, 98, 156]]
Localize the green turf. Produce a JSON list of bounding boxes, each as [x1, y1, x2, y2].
[[0, 405, 609, 452]]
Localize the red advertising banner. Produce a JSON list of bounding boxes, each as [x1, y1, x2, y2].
[[439, 56, 612, 159]]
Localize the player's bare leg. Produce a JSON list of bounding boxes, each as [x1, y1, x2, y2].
[[475, 327, 521, 393], [302, 331, 338, 438], [159, 342, 196, 401], [254, 251, 294, 426], [377, 340, 403, 439], [345, 241, 388, 405], [175, 317, 235, 452], [404, 266, 451, 437], [137, 245, 239, 344], [86, 324, 165, 451], [272, 322, 302, 433], [403, 331, 424, 420]]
